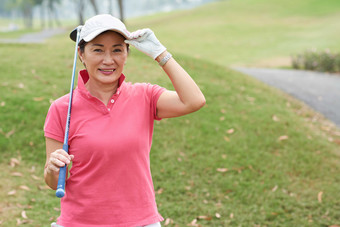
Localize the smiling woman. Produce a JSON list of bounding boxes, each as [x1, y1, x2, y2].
[[43, 14, 205, 227], [78, 31, 129, 104]]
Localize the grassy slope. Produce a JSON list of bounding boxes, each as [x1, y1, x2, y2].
[[1, 0, 340, 226], [128, 0, 340, 67]]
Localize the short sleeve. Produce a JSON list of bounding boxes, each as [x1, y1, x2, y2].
[[44, 101, 65, 142], [147, 84, 166, 121]]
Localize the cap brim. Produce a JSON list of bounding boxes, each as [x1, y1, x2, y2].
[[69, 27, 78, 42], [69, 27, 129, 42]]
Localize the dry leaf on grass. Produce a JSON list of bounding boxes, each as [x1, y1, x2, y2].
[[318, 191, 323, 203], [19, 185, 30, 191], [10, 158, 20, 167], [227, 128, 235, 134], [8, 190, 16, 195], [278, 135, 289, 141], [198, 215, 212, 221], [11, 172, 23, 177], [21, 211, 28, 219], [272, 115, 280, 122], [217, 168, 228, 173], [31, 175, 41, 180], [164, 218, 173, 226], [33, 97, 44, 102]]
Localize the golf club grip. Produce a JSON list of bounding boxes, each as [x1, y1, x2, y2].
[[56, 143, 69, 198]]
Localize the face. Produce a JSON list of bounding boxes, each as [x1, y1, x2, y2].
[[79, 31, 128, 86]]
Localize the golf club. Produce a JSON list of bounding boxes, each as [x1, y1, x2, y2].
[[56, 25, 82, 198]]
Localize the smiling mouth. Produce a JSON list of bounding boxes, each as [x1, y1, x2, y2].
[[99, 69, 116, 72]]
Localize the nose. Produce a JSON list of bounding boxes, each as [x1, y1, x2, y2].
[[103, 52, 115, 65]]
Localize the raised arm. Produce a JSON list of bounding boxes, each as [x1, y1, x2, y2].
[[125, 29, 205, 119]]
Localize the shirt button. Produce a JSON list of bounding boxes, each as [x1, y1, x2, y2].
[[108, 108, 110, 111], [111, 99, 115, 103]]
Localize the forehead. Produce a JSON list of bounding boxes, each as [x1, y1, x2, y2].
[[90, 31, 125, 44]]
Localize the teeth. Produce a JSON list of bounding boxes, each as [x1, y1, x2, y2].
[[100, 69, 114, 72]]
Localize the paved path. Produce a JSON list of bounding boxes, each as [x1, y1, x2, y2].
[[234, 67, 340, 128], [0, 28, 66, 43]]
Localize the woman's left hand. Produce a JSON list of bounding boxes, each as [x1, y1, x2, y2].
[[125, 28, 166, 59]]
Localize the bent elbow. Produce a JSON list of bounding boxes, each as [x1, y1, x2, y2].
[[191, 95, 206, 112]]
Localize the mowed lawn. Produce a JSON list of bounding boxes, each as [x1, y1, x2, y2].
[[1, 0, 340, 226]]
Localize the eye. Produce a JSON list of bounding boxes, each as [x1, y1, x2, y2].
[[113, 49, 122, 53], [93, 49, 103, 52]]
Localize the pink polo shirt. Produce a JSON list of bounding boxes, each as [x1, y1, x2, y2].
[[44, 69, 166, 227]]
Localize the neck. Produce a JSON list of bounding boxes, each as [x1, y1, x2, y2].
[[85, 79, 118, 106]]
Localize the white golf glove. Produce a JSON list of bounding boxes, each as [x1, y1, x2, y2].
[[125, 28, 166, 60]]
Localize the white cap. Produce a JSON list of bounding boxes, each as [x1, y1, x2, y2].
[[70, 14, 130, 42]]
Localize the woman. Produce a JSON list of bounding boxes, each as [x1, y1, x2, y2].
[[44, 14, 205, 227]]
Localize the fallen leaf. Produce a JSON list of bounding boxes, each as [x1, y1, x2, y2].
[[11, 172, 23, 177], [156, 188, 164, 195], [278, 135, 289, 141], [272, 115, 280, 122], [246, 96, 255, 102], [272, 185, 278, 192], [19, 185, 30, 191], [220, 109, 226, 114], [219, 116, 225, 121], [318, 191, 323, 203], [221, 154, 227, 159], [198, 215, 212, 220], [217, 168, 228, 173], [0, 101, 5, 107], [187, 219, 198, 226], [21, 211, 28, 219], [230, 213, 234, 219], [38, 185, 50, 190], [5, 128, 15, 138], [8, 190, 16, 195], [164, 218, 173, 226], [10, 158, 20, 167], [215, 213, 221, 218], [224, 136, 230, 142], [33, 97, 44, 102], [18, 83, 25, 88], [227, 128, 235, 134], [31, 175, 41, 180], [16, 218, 23, 225]]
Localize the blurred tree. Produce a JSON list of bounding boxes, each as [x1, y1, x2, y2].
[[89, 0, 98, 14], [74, 0, 85, 24], [47, 0, 61, 28], [7, 0, 35, 28], [117, 0, 124, 22]]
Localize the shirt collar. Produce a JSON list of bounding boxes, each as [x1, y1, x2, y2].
[[77, 69, 126, 96]]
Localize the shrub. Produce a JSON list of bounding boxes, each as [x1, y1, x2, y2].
[[291, 49, 340, 73]]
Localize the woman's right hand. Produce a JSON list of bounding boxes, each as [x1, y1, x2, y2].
[[45, 149, 74, 174]]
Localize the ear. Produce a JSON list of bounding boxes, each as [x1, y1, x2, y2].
[[78, 47, 84, 63]]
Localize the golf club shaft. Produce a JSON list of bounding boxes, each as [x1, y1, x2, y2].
[[56, 26, 81, 198]]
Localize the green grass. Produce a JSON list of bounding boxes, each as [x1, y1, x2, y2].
[[128, 0, 340, 67], [1, 0, 340, 226]]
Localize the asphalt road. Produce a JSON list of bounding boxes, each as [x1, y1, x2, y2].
[[0, 28, 65, 43], [234, 67, 340, 128]]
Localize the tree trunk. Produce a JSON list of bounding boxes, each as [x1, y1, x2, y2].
[[89, 0, 99, 14], [78, 0, 85, 25], [117, 0, 124, 22], [22, 3, 33, 29]]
